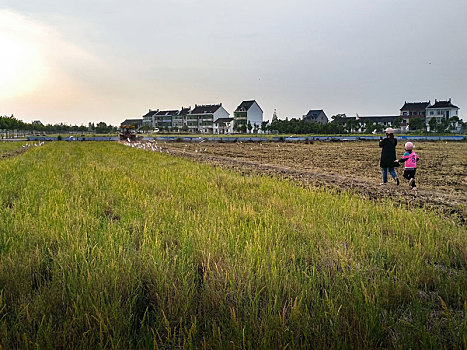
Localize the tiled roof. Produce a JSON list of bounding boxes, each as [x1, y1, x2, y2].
[[214, 118, 233, 124], [121, 119, 143, 125], [235, 100, 255, 112], [400, 101, 430, 111], [191, 104, 222, 114], [141, 110, 158, 118], [176, 107, 191, 116], [155, 110, 179, 116], [428, 100, 459, 109], [305, 110, 327, 119]]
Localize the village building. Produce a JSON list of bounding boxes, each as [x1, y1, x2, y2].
[[233, 100, 263, 133], [154, 110, 179, 130], [120, 119, 143, 128], [425, 99, 460, 131], [188, 104, 230, 134], [142, 109, 159, 128], [303, 110, 328, 124], [172, 107, 191, 130], [213, 118, 234, 134], [337, 115, 398, 133], [399, 101, 430, 132], [356, 116, 398, 132]]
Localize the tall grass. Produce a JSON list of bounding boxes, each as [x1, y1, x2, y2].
[[0, 142, 465, 349], [0, 141, 26, 155]]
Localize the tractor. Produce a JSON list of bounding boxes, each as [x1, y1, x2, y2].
[[119, 125, 137, 142]]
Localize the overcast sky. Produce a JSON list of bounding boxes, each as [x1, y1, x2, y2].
[[1, 0, 466, 125]]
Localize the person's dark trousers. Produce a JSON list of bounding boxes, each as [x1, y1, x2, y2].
[[403, 169, 416, 188]]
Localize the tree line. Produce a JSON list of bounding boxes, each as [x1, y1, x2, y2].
[[265, 115, 466, 135], [0, 115, 118, 135]]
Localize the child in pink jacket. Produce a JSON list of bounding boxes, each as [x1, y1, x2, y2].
[[397, 142, 419, 190]]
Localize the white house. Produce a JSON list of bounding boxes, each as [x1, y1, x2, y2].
[[233, 100, 263, 133], [213, 118, 234, 134], [425, 99, 460, 131], [141, 109, 158, 127], [188, 104, 230, 134]]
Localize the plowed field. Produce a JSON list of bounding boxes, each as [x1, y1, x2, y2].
[[158, 140, 467, 224]]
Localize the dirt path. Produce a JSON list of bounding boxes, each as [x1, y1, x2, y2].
[[160, 143, 466, 225]]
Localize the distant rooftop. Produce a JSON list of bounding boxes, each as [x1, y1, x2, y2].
[[191, 104, 222, 114], [235, 100, 256, 112], [428, 99, 459, 109], [400, 101, 431, 111]]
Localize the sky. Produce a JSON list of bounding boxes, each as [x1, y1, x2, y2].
[[1, 0, 466, 126]]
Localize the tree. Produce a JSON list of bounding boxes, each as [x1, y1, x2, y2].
[[408, 117, 424, 131], [345, 119, 359, 133], [140, 124, 153, 133], [460, 121, 467, 133], [95, 122, 109, 134], [448, 116, 460, 132], [247, 121, 253, 133], [374, 123, 384, 133], [428, 118, 438, 133], [331, 114, 345, 125], [260, 121, 269, 134], [435, 119, 448, 134], [364, 120, 375, 134], [253, 123, 259, 134], [392, 117, 402, 130]]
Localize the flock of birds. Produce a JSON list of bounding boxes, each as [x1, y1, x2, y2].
[[122, 140, 209, 154], [22, 142, 45, 148], [122, 140, 279, 155]]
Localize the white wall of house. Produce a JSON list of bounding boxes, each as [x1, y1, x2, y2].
[[213, 121, 234, 134], [425, 107, 460, 131], [213, 106, 230, 121], [246, 102, 263, 132]]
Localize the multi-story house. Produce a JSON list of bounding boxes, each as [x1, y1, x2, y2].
[[303, 109, 328, 124], [233, 100, 263, 133], [399, 101, 430, 132], [141, 109, 159, 128], [188, 104, 230, 134], [425, 99, 460, 131], [154, 110, 179, 130], [172, 107, 191, 130]]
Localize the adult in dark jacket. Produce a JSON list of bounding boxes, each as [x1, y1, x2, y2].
[[379, 128, 399, 185]]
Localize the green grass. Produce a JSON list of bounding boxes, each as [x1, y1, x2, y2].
[[0, 141, 26, 155], [0, 142, 466, 349]]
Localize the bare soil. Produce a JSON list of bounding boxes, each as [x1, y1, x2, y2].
[[157, 140, 467, 225]]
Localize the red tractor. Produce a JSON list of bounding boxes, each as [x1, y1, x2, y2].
[[119, 125, 137, 142]]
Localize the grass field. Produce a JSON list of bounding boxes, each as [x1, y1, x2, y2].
[[0, 141, 26, 156], [0, 142, 466, 349]]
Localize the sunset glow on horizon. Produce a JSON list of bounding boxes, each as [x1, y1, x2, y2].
[[0, 11, 45, 100]]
